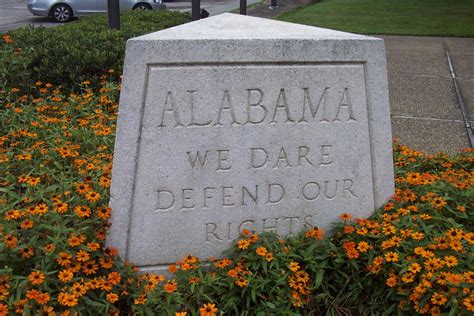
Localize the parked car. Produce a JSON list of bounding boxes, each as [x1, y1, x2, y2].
[[27, 0, 166, 23]]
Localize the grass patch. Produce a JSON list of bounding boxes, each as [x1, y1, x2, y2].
[[278, 0, 474, 37]]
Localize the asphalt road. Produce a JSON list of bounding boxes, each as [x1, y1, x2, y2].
[[0, 0, 258, 32], [0, 0, 57, 32]]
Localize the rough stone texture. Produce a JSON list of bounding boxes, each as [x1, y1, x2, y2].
[[107, 13, 394, 271]]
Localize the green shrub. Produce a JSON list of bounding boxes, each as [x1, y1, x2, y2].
[[0, 10, 190, 91]]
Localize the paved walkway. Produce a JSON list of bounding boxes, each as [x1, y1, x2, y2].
[[245, 2, 474, 154], [381, 36, 473, 154]]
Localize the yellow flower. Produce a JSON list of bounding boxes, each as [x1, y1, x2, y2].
[[444, 255, 458, 267], [106, 293, 119, 303], [255, 247, 267, 257], [28, 271, 45, 285], [199, 303, 218, 316], [289, 261, 300, 272], [385, 252, 399, 262]]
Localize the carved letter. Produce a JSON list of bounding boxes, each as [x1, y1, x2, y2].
[[343, 179, 358, 198], [250, 148, 268, 169], [302, 182, 320, 201], [298, 87, 330, 123], [186, 151, 208, 169], [320, 145, 333, 166], [324, 180, 338, 200], [273, 147, 292, 169], [222, 186, 235, 207], [203, 187, 215, 208], [334, 88, 356, 122], [284, 216, 299, 235], [216, 149, 232, 171], [298, 145, 314, 166], [159, 91, 183, 127], [181, 188, 195, 210], [246, 89, 267, 124], [205, 223, 223, 242], [266, 183, 284, 204], [188, 90, 212, 127], [262, 218, 280, 233], [270, 88, 294, 123], [241, 185, 258, 206], [214, 90, 240, 126], [156, 189, 174, 211], [303, 215, 313, 228], [238, 220, 255, 234]]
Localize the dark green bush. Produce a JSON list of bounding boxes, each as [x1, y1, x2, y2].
[[1, 10, 190, 90]]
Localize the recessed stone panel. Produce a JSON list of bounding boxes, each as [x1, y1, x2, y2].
[[107, 13, 394, 271]]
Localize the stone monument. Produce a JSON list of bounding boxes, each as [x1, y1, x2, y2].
[[107, 13, 394, 272]]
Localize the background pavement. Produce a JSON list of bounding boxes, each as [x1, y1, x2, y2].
[[381, 36, 473, 154]]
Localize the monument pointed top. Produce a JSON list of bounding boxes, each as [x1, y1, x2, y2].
[[133, 13, 377, 41]]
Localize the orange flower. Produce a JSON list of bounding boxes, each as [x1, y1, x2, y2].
[[386, 275, 398, 287], [235, 277, 249, 287], [4, 234, 18, 248], [57, 292, 78, 307], [199, 303, 218, 316], [408, 263, 421, 274], [265, 252, 274, 262], [431, 292, 448, 306], [289, 261, 300, 272], [444, 255, 458, 267], [20, 219, 34, 229], [344, 225, 355, 234], [357, 241, 370, 253], [256, 247, 267, 257], [237, 239, 251, 250], [56, 252, 72, 266], [338, 213, 352, 221], [58, 269, 74, 283], [28, 271, 45, 285], [106, 293, 119, 303], [214, 258, 232, 268], [346, 248, 359, 259], [82, 260, 98, 275], [74, 205, 91, 218], [304, 227, 324, 240], [108, 272, 121, 285], [85, 191, 101, 202], [75, 250, 90, 262], [96, 206, 111, 220], [385, 252, 399, 262], [68, 233, 86, 247], [164, 280, 177, 294], [168, 264, 177, 273], [35, 292, 50, 305]]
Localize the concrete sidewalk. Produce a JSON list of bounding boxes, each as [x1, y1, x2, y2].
[[244, 1, 474, 154], [381, 36, 473, 154]]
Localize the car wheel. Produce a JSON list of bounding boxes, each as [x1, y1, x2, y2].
[[50, 4, 73, 23], [133, 3, 153, 10]]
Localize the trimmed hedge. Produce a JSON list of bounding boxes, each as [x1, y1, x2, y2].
[[1, 10, 190, 90]]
